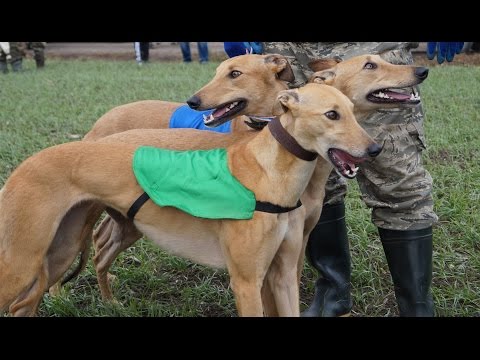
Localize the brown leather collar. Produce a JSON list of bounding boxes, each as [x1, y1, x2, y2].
[[267, 117, 318, 162]]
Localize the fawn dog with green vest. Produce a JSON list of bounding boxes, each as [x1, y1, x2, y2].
[[87, 54, 428, 311], [0, 83, 379, 316], [46, 53, 293, 296]]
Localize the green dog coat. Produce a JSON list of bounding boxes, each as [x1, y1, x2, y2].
[[132, 146, 256, 220]]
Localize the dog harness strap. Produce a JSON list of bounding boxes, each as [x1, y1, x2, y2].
[[127, 194, 302, 219], [127, 192, 151, 220], [268, 117, 318, 161], [255, 200, 303, 213]]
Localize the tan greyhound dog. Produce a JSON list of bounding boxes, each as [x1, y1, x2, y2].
[[87, 54, 429, 309], [84, 53, 294, 141], [0, 84, 379, 316], [45, 53, 293, 296]]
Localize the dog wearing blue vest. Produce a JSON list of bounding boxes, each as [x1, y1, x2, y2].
[[84, 54, 293, 141], [0, 83, 380, 316]]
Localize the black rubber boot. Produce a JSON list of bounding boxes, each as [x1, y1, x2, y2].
[[379, 227, 434, 317], [302, 202, 352, 317]]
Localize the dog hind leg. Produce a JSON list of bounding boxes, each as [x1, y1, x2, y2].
[[9, 262, 49, 316], [93, 213, 142, 301]]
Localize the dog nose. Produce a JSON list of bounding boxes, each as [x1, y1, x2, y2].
[[367, 143, 383, 157], [415, 67, 429, 80], [187, 95, 201, 109]]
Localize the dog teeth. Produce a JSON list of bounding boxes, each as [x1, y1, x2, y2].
[[374, 91, 390, 99], [204, 114, 215, 123], [409, 93, 420, 101]]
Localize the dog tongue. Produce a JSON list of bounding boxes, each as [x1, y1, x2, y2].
[[385, 90, 411, 101], [332, 149, 366, 164], [212, 106, 228, 118]]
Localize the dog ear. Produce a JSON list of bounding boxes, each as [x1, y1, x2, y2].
[[308, 70, 336, 85], [272, 89, 299, 116], [264, 54, 295, 83], [307, 57, 342, 72]]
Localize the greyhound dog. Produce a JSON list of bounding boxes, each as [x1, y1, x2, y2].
[[87, 54, 429, 309], [45, 53, 293, 296], [0, 84, 379, 316], [84, 54, 294, 140]]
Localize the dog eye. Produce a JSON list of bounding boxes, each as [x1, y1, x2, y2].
[[230, 70, 242, 78], [364, 62, 377, 70], [325, 111, 339, 120]]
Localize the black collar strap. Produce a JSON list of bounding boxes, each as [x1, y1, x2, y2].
[[244, 116, 274, 130], [127, 192, 302, 220], [267, 117, 318, 161]]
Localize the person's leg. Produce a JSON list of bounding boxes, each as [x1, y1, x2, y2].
[[302, 172, 352, 317], [30, 42, 46, 68], [197, 42, 209, 63], [357, 101, 436, 316], [0, 42, 10, 73], [354, 44, 436, 316], [134, 42, 143, 64], [0, 53, 7, 73], [179, 42, 192, 62], [140, 42, 149, 62], [9, 42, 25, 72]]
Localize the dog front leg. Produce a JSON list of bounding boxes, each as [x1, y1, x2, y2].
[[223, 217, 286, 317], [265, 211, 304, 317], [230, 277, 264, 316], [261, 279, 279, 316]]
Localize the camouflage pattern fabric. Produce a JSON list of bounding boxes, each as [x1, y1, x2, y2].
[[263, 42, 437, 230]]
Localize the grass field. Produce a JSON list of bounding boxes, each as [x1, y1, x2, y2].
[[1, 58, 479, 317]]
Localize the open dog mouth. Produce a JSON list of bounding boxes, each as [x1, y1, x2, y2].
[[367, 87, 420, 104], [203, 99, 247, 127], [328, 148, 367, 179]]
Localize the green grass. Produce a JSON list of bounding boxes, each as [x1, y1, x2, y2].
[[1, 59, 479, 316]]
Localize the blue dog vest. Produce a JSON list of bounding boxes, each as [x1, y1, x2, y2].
[[169, 105, 232, 133]]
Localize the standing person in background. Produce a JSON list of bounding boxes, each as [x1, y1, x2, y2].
[[134, 42, 150, 65], [0, 42, 47, 73], [179, 42, 208, 63], [26, 42, 46, 68], [0, 42, 24, 72], [260, 41, 463, 317]]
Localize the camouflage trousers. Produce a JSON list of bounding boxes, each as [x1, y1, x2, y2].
[[263, 42, 438, 230]]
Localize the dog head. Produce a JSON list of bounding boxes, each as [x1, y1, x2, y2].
[[273, 83, 381, 179], [308, 54, 428, 118], [186, 54, 294, 127]]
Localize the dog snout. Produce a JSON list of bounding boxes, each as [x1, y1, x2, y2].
[[367, 143, 383, 157], [414, 67, 429, 80], [187, 95, 202, 109]]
